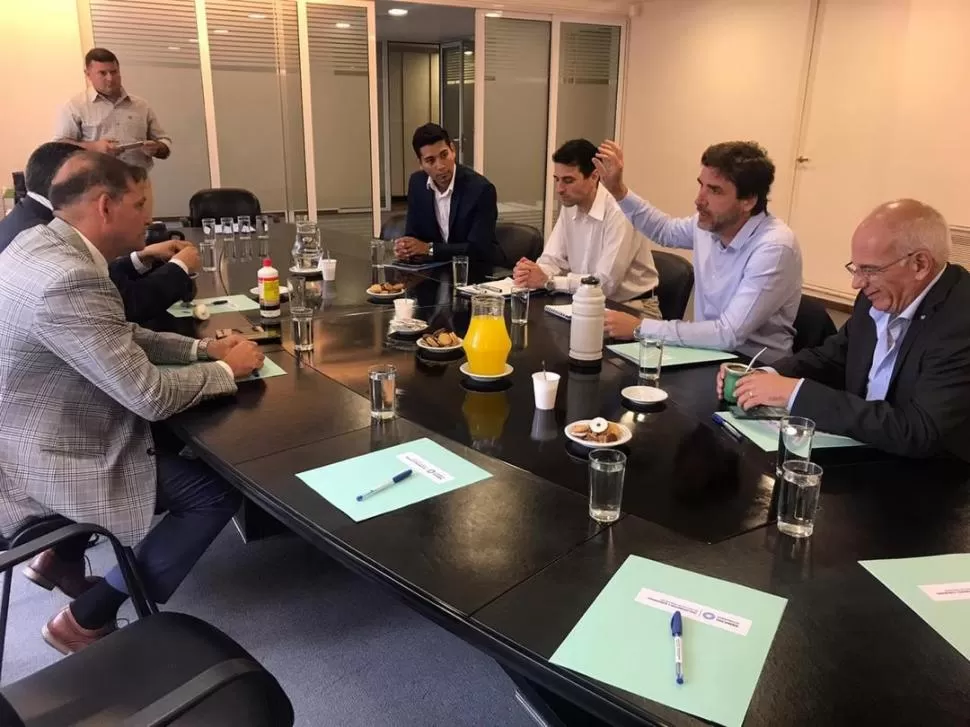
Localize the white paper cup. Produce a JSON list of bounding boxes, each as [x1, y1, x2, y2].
[[532, 371, 561, 410], [393, 297, 415, 320], [320, 258, 337, 281]]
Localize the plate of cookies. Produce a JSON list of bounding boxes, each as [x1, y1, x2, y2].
[[416, 328, 463, 352], [367, 282, 405, 299], [564, 417, 632, 448]]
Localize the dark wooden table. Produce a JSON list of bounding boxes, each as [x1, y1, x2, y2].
[[164, 225, 970, 726]]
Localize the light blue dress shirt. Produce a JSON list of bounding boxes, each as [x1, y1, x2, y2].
[[617, 192, 802, 363]]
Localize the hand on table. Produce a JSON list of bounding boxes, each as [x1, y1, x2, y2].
[[220, 340, 265, 380], [206, 334, 248, 362], [394, 237, 430, 259], [733, 370, 799, 410], [603, 310, 640, 340], [592, 140, 629, 201], [512, 258, 547, 289]]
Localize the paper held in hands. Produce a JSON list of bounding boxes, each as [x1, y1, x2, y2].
[[550, 555, 787, 727]]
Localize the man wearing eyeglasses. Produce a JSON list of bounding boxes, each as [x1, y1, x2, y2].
[[723, 199, 970, 459]]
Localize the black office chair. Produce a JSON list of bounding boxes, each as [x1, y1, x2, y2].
[[0, 522, 294, 726], [146, 221, 186, 244], [793, 295, 837, 352], [379, 213, 407, 241], [11, 172, 26, 205], [653, 250, 695, 319], [187, 189, 261, 228], [492, 222, 543, 280]]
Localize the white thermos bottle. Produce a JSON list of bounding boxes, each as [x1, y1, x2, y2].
[[569, 275, 606, 369]]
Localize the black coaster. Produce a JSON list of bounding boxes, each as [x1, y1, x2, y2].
[[459, 376, 513, 393]]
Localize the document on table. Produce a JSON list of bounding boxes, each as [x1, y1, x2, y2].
[[607, 342, 738, 368], [861, 553, 970, 662], [544, 303, 572, 320], [386, 260, 449, 273], [167, 294, 259, 318], [550, 555, 787, 727], [296, 437, 492, 522], [457, 277, 522, 297], [717, 410, 864, 451], [157, 357, 286, 383]]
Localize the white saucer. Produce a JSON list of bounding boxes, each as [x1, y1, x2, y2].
[[416, 337, 463, 353], [249, 284, 290, 298], [367, 289, 405, 299], [389, 318, 429, 335], [459, 362, 513, 381], [564, 419, 633, 448], [289, 266, 322, 276], [621, 385, 668, 404]]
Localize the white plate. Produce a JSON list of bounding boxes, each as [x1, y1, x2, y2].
[[416, 336, 463, 352], [249, 285, 290, 298], [621, 385, 668, 404], [367, 288, 405, 299], [289, 266, 322, 276], [459, 362, 514, 381], [564, 419, 633, 448], [389, 318, 429, 335]]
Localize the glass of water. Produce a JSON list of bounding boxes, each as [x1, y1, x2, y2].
[[452, 255, 469, 288], [200, 241, 216, 272], [237, 215, 252, 260], [255, 215, 271, 257], [369, 364, 397, 420], [219, 216, 236, 262], [637, 334, 664, 386], [511, 286, 530, 324], [202, 217, 217, 243], [288, 277, 314, 352], [588, 449, 627, 523], [778, 460, 823, 537], [777, 416, 815, 478], [370, 238, 387, 285]]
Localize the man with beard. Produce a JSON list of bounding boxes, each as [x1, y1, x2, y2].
[[594, 140, 802, 364]]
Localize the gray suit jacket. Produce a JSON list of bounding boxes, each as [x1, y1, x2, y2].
[[0, 218, 237, 545]]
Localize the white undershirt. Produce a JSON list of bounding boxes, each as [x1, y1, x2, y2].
[[427, 172, 456, 243]]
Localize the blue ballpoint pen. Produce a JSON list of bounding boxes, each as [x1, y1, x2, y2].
[[356, 469, 413, 502], [671, 611, 685, 685]]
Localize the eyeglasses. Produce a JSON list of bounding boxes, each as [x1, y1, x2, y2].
[[844, 251, 917, 278]]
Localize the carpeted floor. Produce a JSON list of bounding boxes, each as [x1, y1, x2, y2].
[[3, 525, 536, 727]]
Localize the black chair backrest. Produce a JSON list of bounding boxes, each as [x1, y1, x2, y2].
[[0, 693, 25, 727], [188, 189, 261, 227], [793, 295, 837, 352], [380, 213, 407, 241], [495, 222, 543, 269], [11, 172, 26, 205], [653, 250, 695, 320]]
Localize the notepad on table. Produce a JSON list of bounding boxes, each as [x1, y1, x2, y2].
[[544, 303, 572, 320], [457, 277, 522, 297], [167, 294, 259, 318], [550, 555, 787, 727]]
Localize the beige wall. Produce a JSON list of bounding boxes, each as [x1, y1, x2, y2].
[[0, 0, 84, 188]]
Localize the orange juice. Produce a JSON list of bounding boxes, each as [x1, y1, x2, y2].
[[464, 315, 512, 375]]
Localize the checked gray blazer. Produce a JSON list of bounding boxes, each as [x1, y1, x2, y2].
[[0, 218, 237, 545]]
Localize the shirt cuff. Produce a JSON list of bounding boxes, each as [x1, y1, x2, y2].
[[553, 275, 573, 293], [190, 340, 199, 361], [169, 259, 189, 276], [131, 251, 151, 274], [216, 361, 234, 379], [787, 379, 805, 411]]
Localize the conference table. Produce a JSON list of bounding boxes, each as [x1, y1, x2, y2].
[[162, 224, 970, 726]]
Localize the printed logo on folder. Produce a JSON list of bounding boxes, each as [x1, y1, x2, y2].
[[635, 588, 752, 636]]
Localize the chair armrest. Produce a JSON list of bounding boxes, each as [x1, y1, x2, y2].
[[121, 658, 264, 727]]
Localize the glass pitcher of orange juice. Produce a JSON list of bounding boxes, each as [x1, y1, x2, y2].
[[463, 295, 512, 376]]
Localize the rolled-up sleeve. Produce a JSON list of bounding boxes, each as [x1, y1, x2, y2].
[[146, 106, 172, 150], [53, 101, 82, 141], [617, 192, 695, 250]]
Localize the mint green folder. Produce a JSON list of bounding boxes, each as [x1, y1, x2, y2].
[[607, 342, 737, 368], [158, 357, 286, 383], [167, 294, 259, 318], [718, 410, 863, 451]]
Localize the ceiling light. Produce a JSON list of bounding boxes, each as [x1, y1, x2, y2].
[[387, 8, 408, 16], [167, 46, 181, 51], [335, 22, 351, 29], [464, 50, 473, 56], [485, 11, 502, 17], [213, 28, 230, 34], [188, 38, 198, 43], [248, 13, 266, 19]]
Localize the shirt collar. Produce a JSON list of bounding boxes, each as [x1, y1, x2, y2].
[[67, 222, 111, 278], [88, 86, 129, 104], [26, 191, 52, 211], [882, 264, 949, 324], [712, 212, 768, 251], [570, 184, 608, 222], [427, 169, 456, 199]]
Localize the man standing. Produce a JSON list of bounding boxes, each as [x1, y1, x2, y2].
[[54, 48, 171, 171], [513, 139, 659, 311], [0, 151, 263, 653], [395, 123, 498, 282], [594, 140, 802, 363], [0, 142, 198, 324], [727, 199, 970, 459]]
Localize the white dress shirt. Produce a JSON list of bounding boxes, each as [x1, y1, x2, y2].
[[427, 172, 456, 243], [537, 184, 659, 302]]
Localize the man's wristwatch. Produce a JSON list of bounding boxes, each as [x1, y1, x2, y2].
[[427, 242, 435, 257], [544, 278, 556, 293], [197, 338, 213, 361]]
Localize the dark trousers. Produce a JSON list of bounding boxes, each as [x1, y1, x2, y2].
[[104, 451, 241, 603]]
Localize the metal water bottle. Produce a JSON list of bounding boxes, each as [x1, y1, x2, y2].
[[568, 275, 605, 369]]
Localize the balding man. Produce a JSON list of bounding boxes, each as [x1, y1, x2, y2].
[[723, 199, 970, 459], [0, 151, 263, 653]]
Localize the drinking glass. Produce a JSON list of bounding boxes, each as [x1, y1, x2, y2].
[[369, 364, 397, 420], [777, 461, 823, 538], [200, 241, 216, 272], [202, 217, 217, 243], [288, 276, 314, 352], [293, 221, 322, 271], [637, 335, 664, 386], [511, 286, 530, 324], [219, 216, 236, 262], [255, 215, 271, 257], [588, 449, 627, 523], [236, 216, 252, 260], [777, 416, 815, 478], [452, 255, 470, 288], [370, 238, 387, 285]]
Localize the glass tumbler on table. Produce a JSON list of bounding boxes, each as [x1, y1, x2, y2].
[[288, 277, 314, 352], [370, 238, 388, 285], [201, 218, 217, 271], [588, 449, 627, 523], [369, 364, 398, 420], [511, 286, 530, 324], [777, 416, 815, 478], [452, 255, 469, 288], [237, 215, 252, 260], [777, 460, 823, 538], [219, 216, 236, 262], [293, 221, 322, 271], [637, 334, 664, 387], [255, 215, 271, 257]]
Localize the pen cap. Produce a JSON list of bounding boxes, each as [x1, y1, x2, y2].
[[671, 610, 683, 636]]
